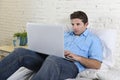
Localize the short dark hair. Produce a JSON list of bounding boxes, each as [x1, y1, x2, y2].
[[70, 11, 88, 24]]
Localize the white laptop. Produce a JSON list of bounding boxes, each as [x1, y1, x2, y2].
[[26, 23, 65, 58]]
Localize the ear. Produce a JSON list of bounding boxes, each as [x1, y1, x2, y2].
[[85, 22, 88, 28]]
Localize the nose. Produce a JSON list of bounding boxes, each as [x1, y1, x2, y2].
[[73, 25, 77, 30]]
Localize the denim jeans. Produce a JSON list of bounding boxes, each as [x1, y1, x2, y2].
[[0, 48, 78, 80]]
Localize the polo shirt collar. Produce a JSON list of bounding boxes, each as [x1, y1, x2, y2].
[[82, 28, 89, 37]]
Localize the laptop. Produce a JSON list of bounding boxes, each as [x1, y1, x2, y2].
[[26, 23, 65, 58]]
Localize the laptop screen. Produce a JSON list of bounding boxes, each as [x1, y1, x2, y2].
[[26, 23, 65, 57]]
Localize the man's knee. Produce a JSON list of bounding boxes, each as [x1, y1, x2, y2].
[[45, 55, 63, 65], [43, 55, 62, 72]]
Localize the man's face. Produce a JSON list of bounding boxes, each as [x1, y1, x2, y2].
[[71, 18, 88, 36]]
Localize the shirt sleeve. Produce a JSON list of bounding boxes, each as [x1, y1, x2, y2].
[[88, 36, 103, 62]]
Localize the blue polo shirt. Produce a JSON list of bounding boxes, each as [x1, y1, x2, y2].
[[64, 29, 103, 72]]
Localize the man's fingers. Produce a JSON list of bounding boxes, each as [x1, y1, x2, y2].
[[64, 51, 70, 56]]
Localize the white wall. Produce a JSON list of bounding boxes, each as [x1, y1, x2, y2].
[[0, 0, 120, 67]]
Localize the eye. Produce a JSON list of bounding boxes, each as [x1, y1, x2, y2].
[[71, 23, 74, 26], [76, 23, 80, 26]]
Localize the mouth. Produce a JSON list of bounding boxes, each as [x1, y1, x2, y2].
[[74, 30, 78, 33], [73, 31, 78, 35], [73, 31, 81, 36]]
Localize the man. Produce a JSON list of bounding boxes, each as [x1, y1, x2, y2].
[[0, 11, 103, 80]]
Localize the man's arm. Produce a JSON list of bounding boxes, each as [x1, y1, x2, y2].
[[76, 56, 101, 69], [64, 50, 101, 69]]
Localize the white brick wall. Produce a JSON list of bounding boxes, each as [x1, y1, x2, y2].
[[0, 0, 120, 67]]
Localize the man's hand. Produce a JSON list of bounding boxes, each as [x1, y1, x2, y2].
[[64, 50, 79, 61]]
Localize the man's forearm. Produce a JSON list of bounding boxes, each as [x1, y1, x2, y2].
[[76, 56, 102, 69]]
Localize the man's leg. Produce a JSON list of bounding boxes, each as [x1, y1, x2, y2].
[[32, 55, 79, 80], [0, 48, 48, 80]]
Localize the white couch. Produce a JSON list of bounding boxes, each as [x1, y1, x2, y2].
[[7, 27, 120, 80]]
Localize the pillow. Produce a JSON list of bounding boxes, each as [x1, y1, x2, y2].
[[76, 69, 98, 79], [89, 28, 117, 70], [7, 67, 34, 80], [97, 69, 120, 80]]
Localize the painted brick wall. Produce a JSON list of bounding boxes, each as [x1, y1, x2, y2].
[[0, 0, 120, 67]]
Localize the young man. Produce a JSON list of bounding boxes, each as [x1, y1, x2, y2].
[[0, 11, 103, 80]]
